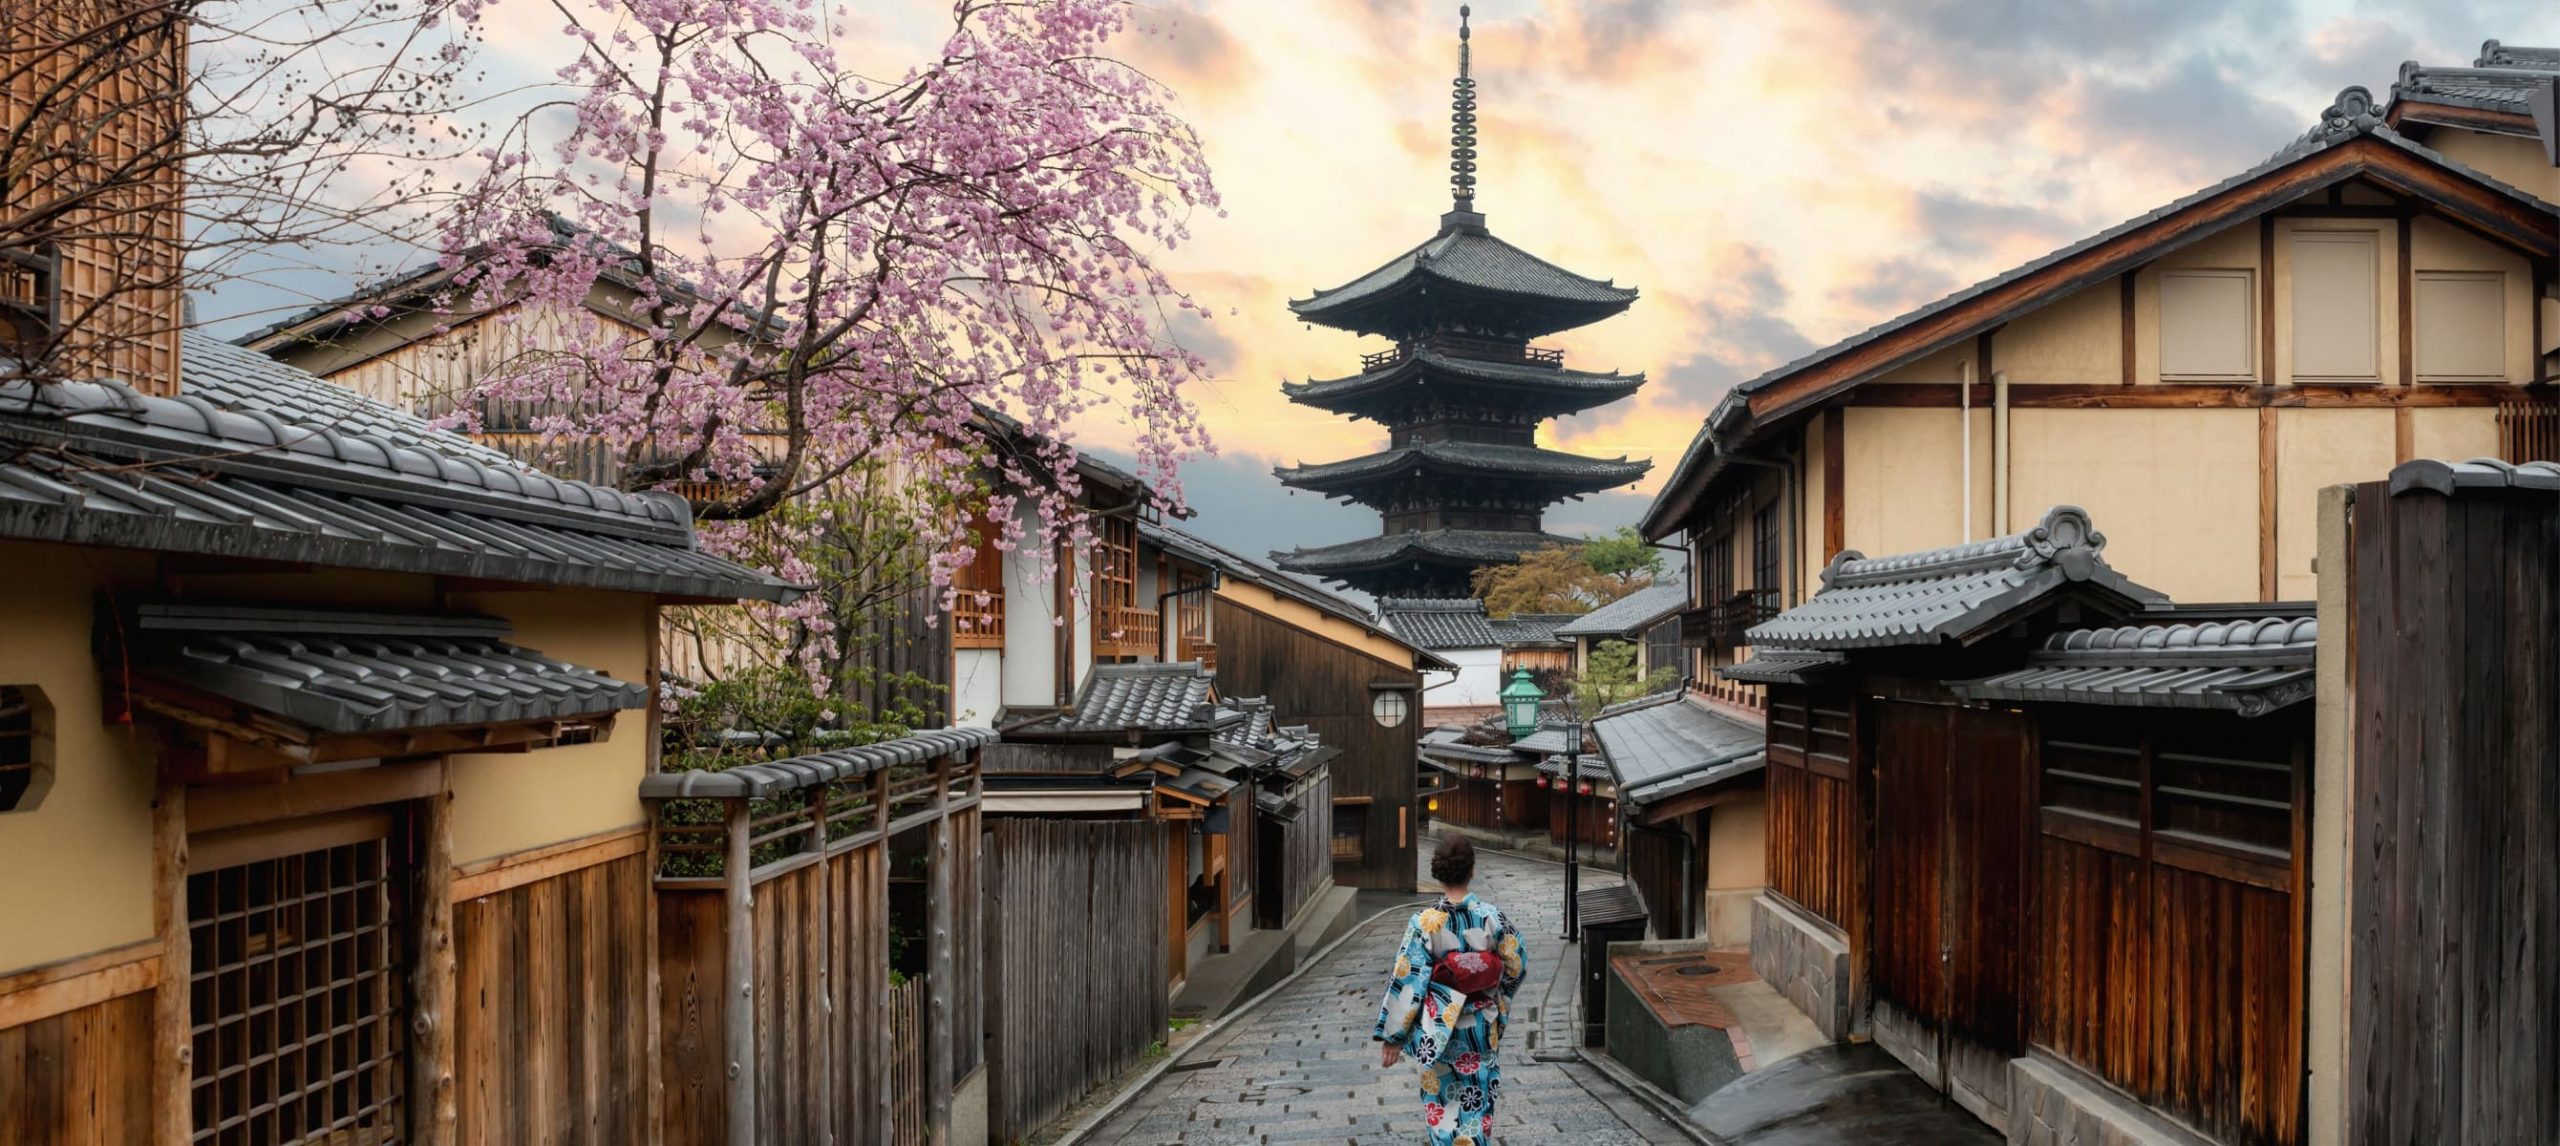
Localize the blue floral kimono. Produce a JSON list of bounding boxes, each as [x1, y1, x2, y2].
[[1372, 894, 1527, 1146]]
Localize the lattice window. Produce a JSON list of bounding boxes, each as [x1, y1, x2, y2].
[[1095, 515, 1137, 608], [1752, 504, 1780, 593], [1331, 801, 1368, 862], [0, 685, 50, 812], [188, 830, 407, 1145]]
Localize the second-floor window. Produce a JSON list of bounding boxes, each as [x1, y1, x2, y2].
[[2290, 230, 2380, 382], [2159, 268, 2256, 382], [1096, 516, 1137, 608], [2414, 270, 2506, 382], [1705, 534, 1734, 607], [1752, 504, 1780, 593]]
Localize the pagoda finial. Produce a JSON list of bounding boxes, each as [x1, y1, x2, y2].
[[1449, 5, 1479, 214]]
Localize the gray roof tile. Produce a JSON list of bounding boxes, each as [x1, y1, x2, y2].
[[1284, 349, 1644, 416], [1553, 583, 1688, 637], [1275, 441, 1649, 494], [128, 604, 647, 735], [1591, 692, 1766, 807], [1744, 507, 2164, 652], [1380, 598, 1497, 649], [641, 727, 996, 799], [1291, 220, 1638, 326], [1488, 614, 1574, 646], [1954, 616, 2316, 717], [1278, 530, 1584, 579], [1016, 661, 1224, 735]]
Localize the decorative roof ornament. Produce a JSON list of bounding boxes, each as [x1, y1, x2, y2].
[[1449, 5, 1479, 213], [2310, 85, 2384, 144]]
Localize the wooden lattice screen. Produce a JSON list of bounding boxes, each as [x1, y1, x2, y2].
[[2497, 392, 2560, 464], [188, 829, 408, 1145]]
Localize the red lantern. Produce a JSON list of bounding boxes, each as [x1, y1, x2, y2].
[[1578, 781, 1593, 795]]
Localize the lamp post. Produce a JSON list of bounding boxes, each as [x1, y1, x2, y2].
[[1500, 668, 1543, 739], [1548, 717, 1585, 941]]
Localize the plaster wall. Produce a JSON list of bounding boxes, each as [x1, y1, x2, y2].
[[1215, 579, 1420, 668], [0, 543, 158, 976], [2306, 484, 2353, 1146], [442, 588, 654, 865], [1842, 406, 1996, 559], [2275, 409, 2395, 600], [1703, 792, 1769, 947], [999, 503, 1060, 708], [1991, 279, 2120, 386], [2005, 408, 2260, 602], [2427, 129, 2560, 206], [2132, 225, 2266, 385], [951, 648, 1003, 728], [2407, 406, 2499, 462], [1428, 647, 1504, 710], [2407, 215, 2541, 383]]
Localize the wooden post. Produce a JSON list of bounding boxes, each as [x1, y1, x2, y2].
[[871, 768, 893, 1142], [151, 780, 189, 1146], [642, 798, 666, 1146], [926, 752, 955, 1145], [723, 798, 757, 1145], [409, 761, 459, 1146], [807, 784, 834, 1143]]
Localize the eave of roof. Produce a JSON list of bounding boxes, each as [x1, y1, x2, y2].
[[1552, 583, 1688, 637], [1136, 519, 1450, 670], [1273, 529, 1582, 576], [640, 727, 998, 799], [1288, 213, 1638, 337], [1641, 101, 2560, 538], [1953, 616, 2317, 717], [1275, 442, 1650, 496], [1282, 351, 1644, 416]]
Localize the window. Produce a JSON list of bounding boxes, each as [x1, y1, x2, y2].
[[0, 685, 52, 812], [1641, 619, 1681, 683], [1331, 800, 1369, 862], [2159, 269, 2256, 381], [2414, 270, 2507, 382], [2290, 231, 2380, 381], [1752, 504, 1780, 592], [1705, 535, 1733, 606], [189, 822, 408, 1145], [1370, 689, 1410, 728]]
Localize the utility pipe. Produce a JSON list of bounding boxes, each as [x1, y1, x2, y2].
[[1960, 359, 1974, 542], [1993, 371, 2012, 535]]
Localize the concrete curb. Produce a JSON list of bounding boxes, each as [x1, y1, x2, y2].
[[1046, 895, 1431, 1146], [1575, 1046, 1727, 1146]]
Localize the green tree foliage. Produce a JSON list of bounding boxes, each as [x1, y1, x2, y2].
[[1472, 528, 1662, 616], [1569, 639, 1680, 720]]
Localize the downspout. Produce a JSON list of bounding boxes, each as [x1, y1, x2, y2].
[[1960, 359, 1974, 542], [1993, 371, 2013, 535], [1719, 447, 1799, 607], [1155, 571, 1220, 663]]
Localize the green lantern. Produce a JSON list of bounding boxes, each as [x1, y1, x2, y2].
[[1500, 667, 1545, 739]]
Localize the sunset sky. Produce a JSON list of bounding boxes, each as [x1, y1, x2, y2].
[[205, 0, 2560, 565]]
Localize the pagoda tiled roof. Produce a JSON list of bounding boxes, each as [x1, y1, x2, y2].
[[1273, 529, 1582, 578], [1283, 349, 1644, 418], [1289, 214, 1638, 340], [1274, 441, 1649, 500]]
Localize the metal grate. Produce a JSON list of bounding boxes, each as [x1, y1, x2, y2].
[[187, 837, 407, 1145]]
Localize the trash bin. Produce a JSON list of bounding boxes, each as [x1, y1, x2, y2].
[[1576, 884, 1648, 1047]]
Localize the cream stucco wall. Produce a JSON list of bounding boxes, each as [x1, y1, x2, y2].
[[2275, 409, 2395, 601], [1702, 792, 1769, 948], [2408, 215, 2541, 383], [2427, 129, 2560, 207], [951, 648, 1003, 728], [2006, 408, 2262, 602], [2133, 225, 2266, 385], [2407, 406, 2500, 462], [0, 543, 159, 976], [1993, 279, 2121, 385], [1842, 406, 1996, 559], [442, 588, 655, 865]]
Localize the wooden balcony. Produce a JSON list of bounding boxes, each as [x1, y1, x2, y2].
[[1680, 588, 1782, 649], [952, 591, 1004, 650], [1092, 603, 1162, 659], [1359, 333, 1566, 373]]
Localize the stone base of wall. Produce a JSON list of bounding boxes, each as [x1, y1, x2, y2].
[[2007, 1054, 2209, 1146], [1747, 893, 1854, 1041], [1701, 886, 1757, 948]]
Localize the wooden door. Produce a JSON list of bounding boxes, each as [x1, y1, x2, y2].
[[1867, 700, 2033, 1129]]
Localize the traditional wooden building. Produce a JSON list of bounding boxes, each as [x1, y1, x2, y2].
[[1723, 507, 2320, 1146], [1644, 80, 2560, 718], [1592, 691, 1767, 946], [1272, 10, 1649, 597], [1554, 583, 1689, 682]]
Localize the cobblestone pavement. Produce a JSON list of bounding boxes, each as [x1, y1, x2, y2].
[[1084, 840, 1690, 1145]]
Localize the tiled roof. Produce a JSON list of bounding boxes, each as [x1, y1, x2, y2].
[[0, 341, 797, 602], [1276, 442, 1649, 497], [1553, 583, 1689, 638], [1013, 661, 1226, 736], [640, 727, 997, 799], [1955, 616, 2316, 717], [1290, 216, 1638, 338], [2387, 456, 2560, 497], [1642, 91, 2560, 539], [2390, 43, 2557, 115], [1276, 529, 1584, 578], [128, 604, 647, 735], [1716, 649, 1848, 685], [1532, 753, 1611, 781], [1745, 506, 2164, 651], [1591, 692, 1766, 805], [1283, 350, 1644, 417], [1136, 519, 1448, 669], [1488, 614, 1575, 646], [2479, 41, 2560, 69], [1380, 598, 1497, 649]]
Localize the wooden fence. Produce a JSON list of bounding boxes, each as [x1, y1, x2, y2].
[[985, 817, 1169, 1141], [1763, 685, 1861, 931], [640, 727, 991, 1145], [1258, 770, 1333, 931], [890, 976, 927, 1146]]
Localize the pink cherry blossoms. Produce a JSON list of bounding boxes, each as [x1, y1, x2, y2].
[[435, 0, 1218, 671]]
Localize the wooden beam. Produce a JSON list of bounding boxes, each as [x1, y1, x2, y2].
[[0, 940, 158, 1031], [2385, 102, 2542, 139], [2262, 216, 2279, 385], [1821, 408, 1845, 563], [2120, 273, 2137, 385], [2396, 407, 2416, 464], [185, 758, 443, 834], [2398, 213, 2415, 386], [409, 762, 458, 1146], [151, 781, 189, 1146], [449, 823, 647, 902], [2260, 407, 2280, 601], [1842, 381, 2519, 409], [926, 752, 956, 1146], [723, 799, 757, 1145]]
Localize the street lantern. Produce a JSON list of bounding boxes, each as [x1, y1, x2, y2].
[[1545, 715, 1588, 940], [1500, 668, 1544, 739]]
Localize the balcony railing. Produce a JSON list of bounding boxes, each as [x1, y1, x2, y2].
[[1359, 333, 1566, 373], [1178, 637, 1217, 669], [2498, 391, 2560, 464], [952, 590, 1004, 650], [1092, 603, 1162, 659], [1680, 588, 1782, 649]]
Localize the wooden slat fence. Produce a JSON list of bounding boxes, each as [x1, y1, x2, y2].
[[985, 817, 1169, 1141], [889, 976, 927, 1146], [1763, 685, 1860, 930]]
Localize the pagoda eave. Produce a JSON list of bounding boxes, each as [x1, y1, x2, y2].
[[1272, 528, 1583, 577], [1283, 353, 1646, 419], [1273, 444, 1651, 499]]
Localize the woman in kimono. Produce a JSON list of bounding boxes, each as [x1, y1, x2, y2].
[[1373, 835, 1527, 1146]]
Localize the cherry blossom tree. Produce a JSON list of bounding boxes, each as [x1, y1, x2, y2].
[[434, 0, 1219, 628]]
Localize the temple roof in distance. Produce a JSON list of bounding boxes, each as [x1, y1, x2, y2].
[[1274, 441, 1650, 501], [1283, 348, 1645, 420], [1288, 212, 1639, 341], [1273, 528, 1582, 578]]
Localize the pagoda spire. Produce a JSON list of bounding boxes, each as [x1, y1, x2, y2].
[[1449, 6, 1479, 215]]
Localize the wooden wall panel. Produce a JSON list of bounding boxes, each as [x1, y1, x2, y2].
[[1869, 701, 1948, 1050], [453, 851, 652, 1146], [1212, 600, 1421, 890], [0, 990, 151, 1145], [984, 818, 1166, 1141], [826, 844, 889, 1146], [2030, 836, 2151, 1091], [653, 889, 727, 1144]]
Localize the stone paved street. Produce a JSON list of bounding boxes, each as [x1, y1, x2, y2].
[[1083, 840, 1690, 1144]]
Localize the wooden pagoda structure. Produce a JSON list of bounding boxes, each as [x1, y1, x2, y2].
[[1273, 6, 1648, 598]]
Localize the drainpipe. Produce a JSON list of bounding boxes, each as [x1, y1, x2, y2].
[[1720, 447, 1800, 607], [1993, 371, 2013, 535], [1960, 359, 1974, 543], [1155, 570, 1220, 663]]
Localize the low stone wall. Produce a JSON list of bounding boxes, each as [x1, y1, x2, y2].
[[1747, 893, 1854, 1041], [1599, 939, 1746, 1105], [2007, 1053, 2206, 1146]]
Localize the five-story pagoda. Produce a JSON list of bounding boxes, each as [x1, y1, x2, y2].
[[1273, 6, 1649, 599]]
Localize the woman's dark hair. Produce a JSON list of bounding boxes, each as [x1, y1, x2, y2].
[[1430, 835, 1476, 887]]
